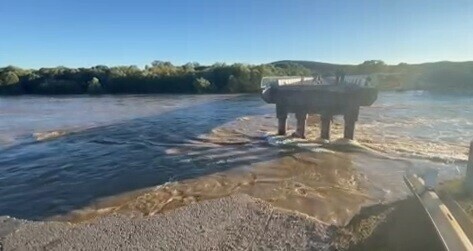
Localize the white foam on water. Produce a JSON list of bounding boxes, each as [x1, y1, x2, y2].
[[33, 130, 69, 141], [266, 134, 336, 153]]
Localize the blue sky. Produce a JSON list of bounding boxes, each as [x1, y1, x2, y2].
[[1, 0, 472, 68]]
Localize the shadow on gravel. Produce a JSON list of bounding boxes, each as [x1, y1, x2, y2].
[[331, 198, 444, 251]]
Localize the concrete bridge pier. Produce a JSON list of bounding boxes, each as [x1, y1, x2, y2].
[[292, 112, 307, 138], [276, 105, 288, 135], [320, 114, 332, 140], [343, 108, 359, 140]]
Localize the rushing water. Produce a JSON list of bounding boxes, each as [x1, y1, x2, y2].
[[0, 92, 472, 226]]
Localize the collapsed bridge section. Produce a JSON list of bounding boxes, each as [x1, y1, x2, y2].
[[261, 76, 378, 140]]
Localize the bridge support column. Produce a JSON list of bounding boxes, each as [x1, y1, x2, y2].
[[344, 119, 356, 140], [276, 105, 287, 135], [320, 115, 332, 140], [292, 112, 307, 138], [344, 108, 359, 140]]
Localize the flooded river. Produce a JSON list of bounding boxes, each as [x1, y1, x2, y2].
[[0, 92, 472, 226]]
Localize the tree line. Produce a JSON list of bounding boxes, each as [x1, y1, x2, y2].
[[2, 60, 472, 95], [0, 61, 311, 95]]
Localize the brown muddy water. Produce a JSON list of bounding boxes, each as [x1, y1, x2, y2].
[[0, 92, 471, 229]]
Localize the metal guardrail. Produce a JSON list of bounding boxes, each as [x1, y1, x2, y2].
[[404, 173, 473, 251], [259, 75, 372, 89], [260, 76, 315, 89], [404, 140, 473, 251]]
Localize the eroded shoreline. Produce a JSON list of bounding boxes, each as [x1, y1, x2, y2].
[[0, 194, 444, 250]]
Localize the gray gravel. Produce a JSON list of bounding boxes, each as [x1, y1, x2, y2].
[[0, 194, 332, 250]]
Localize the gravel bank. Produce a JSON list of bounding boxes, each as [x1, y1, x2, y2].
[[0, 194, 443, 250], [1, 194, 331, 250]]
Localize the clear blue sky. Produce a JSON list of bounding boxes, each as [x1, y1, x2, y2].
[[1, 0, 472, 68]]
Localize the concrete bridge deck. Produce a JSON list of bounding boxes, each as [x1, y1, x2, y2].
[[260, 76, 377, 140]]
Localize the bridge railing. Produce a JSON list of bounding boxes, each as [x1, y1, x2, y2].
[[260, 76, 314, 89], [260, 75, 373, 89]]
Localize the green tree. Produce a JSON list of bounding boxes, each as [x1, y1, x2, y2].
[[0, 72, 20, 85], [193, 77, 212, 93], [87, 77, 103, 94]]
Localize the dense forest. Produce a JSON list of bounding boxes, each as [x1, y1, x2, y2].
[[1, 60, 472, 95], [0, 62, 310, 95]]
